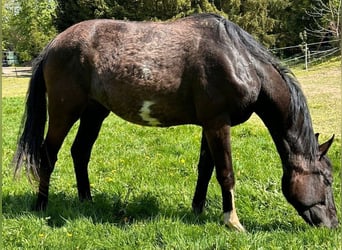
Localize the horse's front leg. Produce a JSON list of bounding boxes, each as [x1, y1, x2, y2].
[[204, 124, 245, 232], [192, 131, 214, 213], [71, 101, 109, 201]]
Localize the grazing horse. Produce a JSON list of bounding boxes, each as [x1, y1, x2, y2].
[[13, 13, 338, 230]]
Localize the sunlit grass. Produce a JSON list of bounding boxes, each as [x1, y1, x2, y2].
[[2, 76, 29, 97], [293, 57, 341, 139]]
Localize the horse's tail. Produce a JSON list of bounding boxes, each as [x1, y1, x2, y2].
[[13, 55, 47, 182]]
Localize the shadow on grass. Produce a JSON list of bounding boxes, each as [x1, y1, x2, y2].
[[2, 191, 210, 228], [2, 191, 307, 232]]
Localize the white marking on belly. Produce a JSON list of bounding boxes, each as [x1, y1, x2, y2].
[[139, 101, 161, 126], [141, 65, 152, 80]]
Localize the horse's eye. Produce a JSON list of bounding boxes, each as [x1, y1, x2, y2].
[[321, 174, 332, 186]]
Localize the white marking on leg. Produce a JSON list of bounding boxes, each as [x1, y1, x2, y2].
[[139, 101, 161, 126], [223, 189, 246, 232]]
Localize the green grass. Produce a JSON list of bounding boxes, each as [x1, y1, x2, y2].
[[2, 60, 341, 249]]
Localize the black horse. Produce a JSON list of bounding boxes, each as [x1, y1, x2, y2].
[[14, 14, 338, 230]]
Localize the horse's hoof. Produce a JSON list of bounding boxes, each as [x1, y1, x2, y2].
[[79, 195, 93, 202], [225, 221, 246, 232], [34, 197, 48, 211], [223, 212, 246, 232], [192, 201, 205, 214], [33, 203, 47, 211]]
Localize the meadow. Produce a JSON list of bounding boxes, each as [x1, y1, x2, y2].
[[2, 59, 341, 249]]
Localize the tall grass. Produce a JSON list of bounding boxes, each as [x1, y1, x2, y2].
[[2, 61, 341, 249]]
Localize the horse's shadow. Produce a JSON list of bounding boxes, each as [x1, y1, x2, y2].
[[2, 192, 307, 232], [2, 191, 211, 228]]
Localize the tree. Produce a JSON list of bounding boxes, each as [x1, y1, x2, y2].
[[53, 0, 220, 32], [2, 0, 57, 62], [220, 0, 291, 48], [53, 0, 111, 32], [305, 0, 341, 48], [277, 0, 313, 47]]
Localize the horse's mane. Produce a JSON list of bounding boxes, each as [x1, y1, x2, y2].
[[191, 13, 318, 159]]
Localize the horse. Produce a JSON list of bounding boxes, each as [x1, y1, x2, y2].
[[13, 13, 338, 231]]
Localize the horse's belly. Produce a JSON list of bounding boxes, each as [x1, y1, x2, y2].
[[107, 98, 198, 127]]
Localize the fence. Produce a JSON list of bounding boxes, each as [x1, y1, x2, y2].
[[269, 39, 341, 69]]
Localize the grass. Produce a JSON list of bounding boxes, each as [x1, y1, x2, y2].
[[2, 59, 341, 249], [293, 57, 341, 138]]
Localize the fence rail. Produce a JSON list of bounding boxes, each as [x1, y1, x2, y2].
[[269, 39, 341, 69]]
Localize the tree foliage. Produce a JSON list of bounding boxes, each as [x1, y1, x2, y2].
[[306, 0, 341, 40], [52, 0, 319, 48], [220, 0, 286, 47], [2, 0, 57, 62], [53, 0, 220, 32]]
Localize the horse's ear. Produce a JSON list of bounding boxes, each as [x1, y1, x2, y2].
[[318, 135, 334, 159], [315, 133, 320, 141]]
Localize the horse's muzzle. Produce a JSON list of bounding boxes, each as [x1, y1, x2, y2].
[[300, 204, 338, 229]]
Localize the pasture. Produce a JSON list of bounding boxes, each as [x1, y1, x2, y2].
[[2, 59, 341, 249]]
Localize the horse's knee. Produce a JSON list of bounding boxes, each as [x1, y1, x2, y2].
[[71, 141, 89, 166], [216, 172, 235, 190], [70, 142, 80, 161]]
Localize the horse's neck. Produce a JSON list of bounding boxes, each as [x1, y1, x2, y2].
[[255, 74, 317, 170]]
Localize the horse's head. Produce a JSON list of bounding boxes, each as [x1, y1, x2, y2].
[[282, 135, 338, 228]]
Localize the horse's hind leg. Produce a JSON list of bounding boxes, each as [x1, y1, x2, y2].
[[192, 131, 214, 213], [35, 74, 89, 210], [71, 100, 109, 201], [203, 125, 245, 232], [36, 111, 80, 210]]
